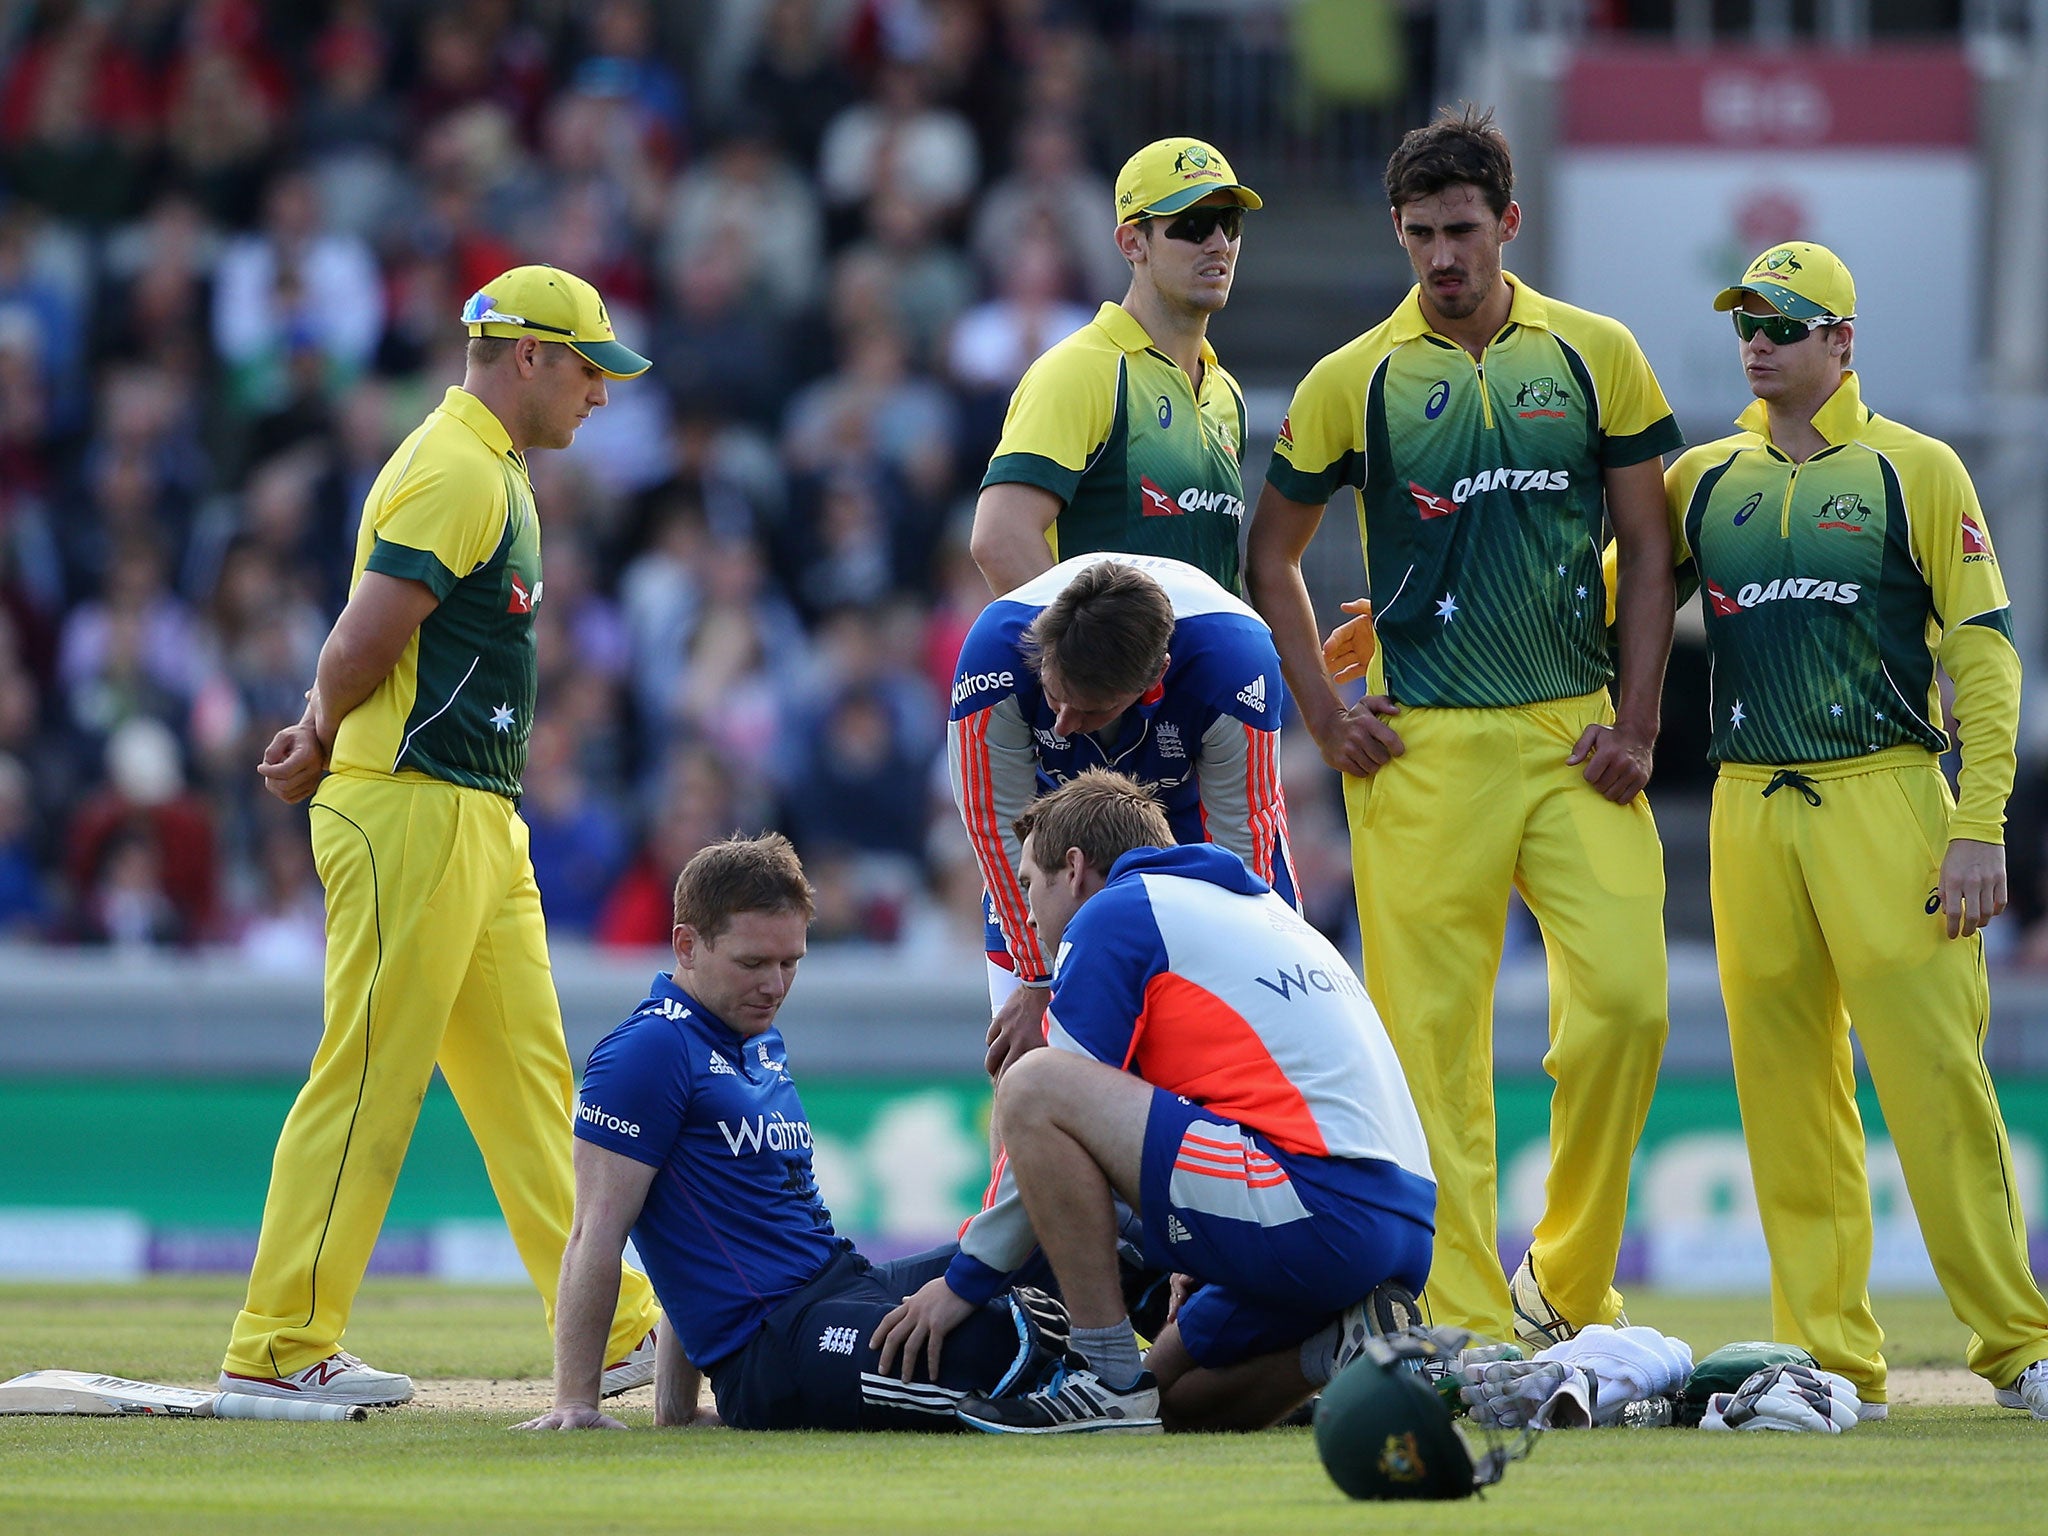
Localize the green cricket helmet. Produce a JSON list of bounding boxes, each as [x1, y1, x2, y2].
[[1677, 1341, 1819, 1426], [1314, 1331, 1527, 1501]]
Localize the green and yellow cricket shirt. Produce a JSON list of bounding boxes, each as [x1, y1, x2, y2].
[[328, 386, 542, 799], [982, 301, 1250, 591], [1666, 371, 2019, 841], [1267, 275, 1682, 707]]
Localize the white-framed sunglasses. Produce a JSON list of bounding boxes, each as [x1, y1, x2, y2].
[[461, 291, 576, 337]]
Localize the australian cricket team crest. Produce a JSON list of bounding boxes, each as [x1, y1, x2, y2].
[[1514, 376, 1570, 418], [1753, 246, 1804, 278], [1173, 142, 1223, 181], [1814, 492, 1870, 531], [1378, 1430, 1427, 1483]]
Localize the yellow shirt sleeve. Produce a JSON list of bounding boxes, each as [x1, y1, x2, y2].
[[1576, 314, 1682, 467], [982, 336, 1119, 502], [1900, 439, 2020, 843], [362, 435, 506, 599], [1265, 347, 1369, 506]]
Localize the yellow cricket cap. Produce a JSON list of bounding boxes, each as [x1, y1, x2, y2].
[[1114, 138, 1262, 225], [461, 264, 651, 379], [1712, 241, 1856, 323]]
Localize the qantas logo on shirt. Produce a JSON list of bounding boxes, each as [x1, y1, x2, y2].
[[1408, 482, 1459, 519], [1450, 467, 1571, 503], [1709, 576, 1863, 612], [1962, 512, 1995, 562], [717, 1112, 814, 1156], [1141, 477, 1246, 521], [506, 573, 542, 613]]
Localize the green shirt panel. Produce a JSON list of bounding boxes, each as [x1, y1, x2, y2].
[[983, 304, 1249, 592], [1269, 279, 1681, 707]]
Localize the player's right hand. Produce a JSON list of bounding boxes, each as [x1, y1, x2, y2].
[[257, 722, 327, 804], [511, 1404, 629, 1431], [985, 984, 1050, 1079], [1321, 598, 1376, 684], [1315, 695, 1404, 777]]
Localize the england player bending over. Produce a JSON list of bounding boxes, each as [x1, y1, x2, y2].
[[875, 771, 1435, 1433], [516, 835, 1066, 1433], [951, 554, 1296, 1078]]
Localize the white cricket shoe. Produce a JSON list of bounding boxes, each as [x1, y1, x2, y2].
[[1856, 1401, 1888, 1423], [1508, 1253, 1627, 1353], [601, 1329, 658, 1397], [1993, 1359, 2048, 1419], [220, 1351, 414, 1407]]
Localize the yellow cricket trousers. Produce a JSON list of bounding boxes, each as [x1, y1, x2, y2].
[[1347, 690, 1668, 1340], [1712, 749, 2048, 1399], [225, 770, 659, 1378]]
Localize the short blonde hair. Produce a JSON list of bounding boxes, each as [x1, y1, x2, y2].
[[1014, 768, 1172, 876]]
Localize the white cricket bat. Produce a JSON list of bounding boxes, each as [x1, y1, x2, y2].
[[0, 1370, 367, 1422]]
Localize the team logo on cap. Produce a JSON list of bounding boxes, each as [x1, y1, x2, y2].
[[1172, 143, 1223, 181], [1754, 247, 1805, 277], [1378, 1432, 1427, 1483]]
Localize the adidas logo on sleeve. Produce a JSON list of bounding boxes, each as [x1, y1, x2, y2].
[[708, 1053, 736, 1076], [1236, 676, 1267, 712]]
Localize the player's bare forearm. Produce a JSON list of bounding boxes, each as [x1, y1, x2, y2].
[[550, 1230, 622, 1413], [968, 482, 1062, 595], [1246, 485, 1402, 774], [653, 1327, 710, 1427], [1605, 458, 1675, 741]]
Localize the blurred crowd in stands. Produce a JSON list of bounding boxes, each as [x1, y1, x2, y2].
[[0, 0, 1382, 961]]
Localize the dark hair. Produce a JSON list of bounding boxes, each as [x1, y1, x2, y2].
[[1014, 769, 1173, 877], [672, 832, 816, 940], [1022, 562, 1174, 702], [1384, 105, 1514, 217]]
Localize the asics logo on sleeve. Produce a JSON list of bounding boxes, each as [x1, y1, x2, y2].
[[953, 669, 1016, 706], [579, 1101, 641, 1138]]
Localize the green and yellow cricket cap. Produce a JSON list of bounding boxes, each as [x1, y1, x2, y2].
[[461, 264, 651, 378], [1114, 137, 1263, 225], [1712, 241, 1856, 323]]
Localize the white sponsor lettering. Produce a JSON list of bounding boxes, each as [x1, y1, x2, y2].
[[952, 669, 1016, 707], [1236, 676, 1267, 713], [1732, 578, 1861, 609], [578, 1100, 641, 1138], [717, 1112, 816, 1157], [1449, 467, 1571, 503], [1176, 486, 1247, 520]]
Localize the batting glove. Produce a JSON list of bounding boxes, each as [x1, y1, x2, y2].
[[1699, 1364, 1861, 1433]]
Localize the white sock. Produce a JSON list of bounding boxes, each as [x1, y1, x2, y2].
[[1071, 1320, 1143, 1391]]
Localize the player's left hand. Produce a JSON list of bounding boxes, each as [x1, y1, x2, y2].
[[985, 984, 1050, 1080], [1567, 721, 1653, 804], [1938, 837, 2007, 940], [1164, 1273, 1200, 1325], [256, 721, 327, 804], [512, 1403, 629, 1431], [872, 1277, 976, 1382]]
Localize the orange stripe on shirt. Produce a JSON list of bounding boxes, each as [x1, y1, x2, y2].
[[1135, 971, 1329, 1156]]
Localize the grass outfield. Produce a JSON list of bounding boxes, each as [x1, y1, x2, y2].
[[1, 1281, 2040, 1536]]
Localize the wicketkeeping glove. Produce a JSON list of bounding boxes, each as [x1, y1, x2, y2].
[[1698, 1363, 1861, 1433], [1458, 1358, 1587, 1429], [1320, 599, 1376, 683]]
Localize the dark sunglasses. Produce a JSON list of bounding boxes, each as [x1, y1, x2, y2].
[[1153, 205, 1244, 244], [1732, 310, 1845, 346]]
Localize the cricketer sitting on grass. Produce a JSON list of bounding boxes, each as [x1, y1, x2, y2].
[[951, 553, 1296, 1080], [875, 770, 1434, 1434], [516, 834, 1068, 1433], [222, 266, 661, 1408]]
